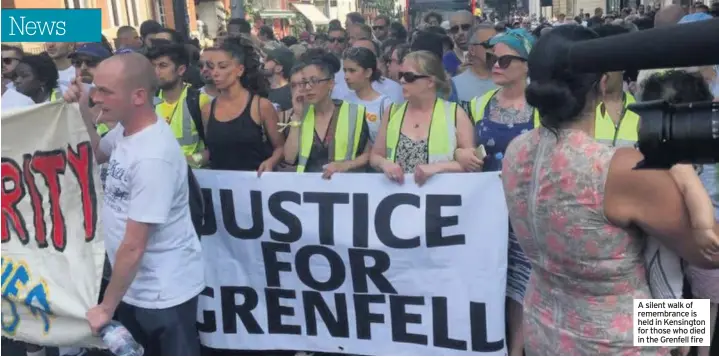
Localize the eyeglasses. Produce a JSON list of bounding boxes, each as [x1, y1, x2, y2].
[[328, 37, 346, 44], [72, 58, 100, 68], [486, 53, 526, 69], [290, 77, 332, 89], [2, 57, 19, 65], [449, 23, 472, 34], [398, 71, 429, 83], [372, 25, 386, 31]]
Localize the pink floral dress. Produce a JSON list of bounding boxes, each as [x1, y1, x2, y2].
[[502, 128, 669, 356]]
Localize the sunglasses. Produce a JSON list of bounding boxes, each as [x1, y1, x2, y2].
[[449, 23, 472, 34], [486, 53, 526, 69], [470, 41, 491, 49], [372, 25, 386, 31], [2, 57, 19, 65], [72, 58, 100, 68], [398, 71, 429, 83], [329, 37, 346, 44]]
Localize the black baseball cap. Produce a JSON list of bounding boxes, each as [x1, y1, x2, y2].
[[265, 46, 296, 76]]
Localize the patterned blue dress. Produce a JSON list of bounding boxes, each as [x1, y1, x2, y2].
[[476, 95, 535, 304]]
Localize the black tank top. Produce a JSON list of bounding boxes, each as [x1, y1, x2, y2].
[[206, 94, 272, 171]]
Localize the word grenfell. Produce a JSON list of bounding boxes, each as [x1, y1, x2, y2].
[[196, 171, 509, 355]]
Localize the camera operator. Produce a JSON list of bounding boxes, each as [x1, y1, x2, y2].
[[500, 25, 719, 356]]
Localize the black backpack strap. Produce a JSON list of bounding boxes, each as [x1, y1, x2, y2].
[[185, 87, 205, 142]]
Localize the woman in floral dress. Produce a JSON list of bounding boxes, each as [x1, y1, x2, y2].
[[501, 25, 719, 355]]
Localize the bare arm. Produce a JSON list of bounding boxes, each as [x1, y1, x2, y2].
[[100, 219, 149, 311], [283, 112, 302, 164], [605, 148, 719, 268]]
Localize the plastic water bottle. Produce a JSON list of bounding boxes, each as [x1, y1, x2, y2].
[[495, 152, 504, 170], [100, 321, 144, 356]]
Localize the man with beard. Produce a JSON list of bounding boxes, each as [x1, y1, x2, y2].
[[263, 46, 294, 111], [198, 48, 220, 98], [448, 11, 474, 64], [2, 44, 23, 90], [69, 43, 111, 84], [44, 42, 75, 93], [372, 15, 390, 42], [146, 44, 211, 168]]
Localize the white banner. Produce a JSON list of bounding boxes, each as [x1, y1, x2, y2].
[[1, 102, 105, 347], [195, 171, 508, 355]]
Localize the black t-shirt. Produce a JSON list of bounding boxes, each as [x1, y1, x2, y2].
[[268, 85, 292, 111]]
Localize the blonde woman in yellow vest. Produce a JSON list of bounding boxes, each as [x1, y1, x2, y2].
[[147, 44, 213, 168], [283, 52, 371, 178], [13, 53, 61, 104], [370, 50, 474, 186]]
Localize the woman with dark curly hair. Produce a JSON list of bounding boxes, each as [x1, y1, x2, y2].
[[13, 53, 60, 103], [201, 34, 284, 173]]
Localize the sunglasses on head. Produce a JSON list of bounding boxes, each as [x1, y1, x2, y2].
[[449, 23, 472, 34], [329, 37, 346, 44], [486, 53, 526, 69], [398, 71, 429, 83], [72, 58, 100, 68]]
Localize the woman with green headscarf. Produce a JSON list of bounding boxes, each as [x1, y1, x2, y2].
[[455, 28, 537, 356]]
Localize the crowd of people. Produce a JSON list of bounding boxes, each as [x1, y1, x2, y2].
[[2, 4, 719, 356]]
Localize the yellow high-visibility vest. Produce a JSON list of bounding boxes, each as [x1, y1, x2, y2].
[[469, 88, 540, 126], [46, 88, 60, 102], [157, 85, 203, 158], [595, 92, 639, 147], [296, 101, 365, 173], [385, 99, 457, 163]]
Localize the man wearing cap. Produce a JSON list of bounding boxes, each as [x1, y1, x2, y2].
[[264, 46, 295, 111], [69, 43, 112, 85]]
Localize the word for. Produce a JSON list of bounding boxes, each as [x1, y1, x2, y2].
[[7, 17, 66, 36], [1, 257, 53, 335], [199, 189, 465, 249], [1, 143, 98, 252], [198, 285, 504, 352], [633, 299, 711, 347]]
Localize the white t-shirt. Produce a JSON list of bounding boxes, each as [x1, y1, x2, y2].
[[99, 118, 204, 309], [57, 66, 75, 94], [332, 65, 405, 104], [2, 88, 35, 110], [343, 92, 393, 143]]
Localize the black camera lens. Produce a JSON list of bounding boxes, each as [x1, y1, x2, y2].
[[631, 100, 719, 169]]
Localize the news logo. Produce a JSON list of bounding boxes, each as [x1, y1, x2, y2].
[[1, 9, 101, 42]]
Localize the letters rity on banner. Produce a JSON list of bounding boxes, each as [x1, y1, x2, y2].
[[1, 102, 105, 348], [195, 171, 509, 356]]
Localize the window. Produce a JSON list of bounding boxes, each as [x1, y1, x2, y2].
[[65, 0, 83, 8], [107, 0, 121, 27], [155, 0, 167, 25], [125, 0, 140, 26]]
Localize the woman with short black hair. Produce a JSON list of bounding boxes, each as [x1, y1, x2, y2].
[[13, 53, 60, 103]]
